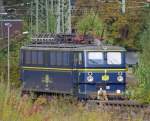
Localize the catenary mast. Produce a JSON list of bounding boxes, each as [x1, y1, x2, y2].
[[31, 0, 72, 34]]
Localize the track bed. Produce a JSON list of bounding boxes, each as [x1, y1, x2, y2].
[[86, 100, 150, 121]]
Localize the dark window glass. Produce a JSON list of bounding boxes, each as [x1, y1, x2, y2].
[[24, 51, 43, 65], [56, 52, 62, 66], [25, 51, 31, 64], [63, 52, 69, 66], [44, 51, 49, 66], [32, 51, 37, 64], [38, 51, 43, 65], [50, 51, 56, 65]]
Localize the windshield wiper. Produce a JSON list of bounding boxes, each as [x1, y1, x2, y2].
[[89, 59, 99, 64]]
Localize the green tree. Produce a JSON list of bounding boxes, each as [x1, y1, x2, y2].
[[75, 0, 145, 48], [0, 36, 29, 87], [76, 12, 104, 38], [132, 11, 150, 103]]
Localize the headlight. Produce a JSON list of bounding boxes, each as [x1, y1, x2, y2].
[[117, 75, 123, 82], [87, 75, 94, 82], [116, 90, 121, 94]]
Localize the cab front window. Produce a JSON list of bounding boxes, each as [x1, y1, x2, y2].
[[88, 52, 104, 65], [107, 52, 122, 65]]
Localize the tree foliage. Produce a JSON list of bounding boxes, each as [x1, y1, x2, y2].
[[76, 12, 104, 38], [130, 11, 150, 103], [0, 36, 29, 87], [75, 0, 145, 48]]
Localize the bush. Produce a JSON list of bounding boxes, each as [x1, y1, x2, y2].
[[131, 12, 150, 103], [0, 37, 27, 86]]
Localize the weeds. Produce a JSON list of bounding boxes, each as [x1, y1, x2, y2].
[[0, 82, 146, 121]]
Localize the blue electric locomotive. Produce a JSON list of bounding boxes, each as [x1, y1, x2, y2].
[[20, 34, 126, 99]]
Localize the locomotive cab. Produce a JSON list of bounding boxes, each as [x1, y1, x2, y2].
[[75, 49, 126, 99]]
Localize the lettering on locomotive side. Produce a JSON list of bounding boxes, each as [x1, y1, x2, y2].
[[42, 74, 53, 87]]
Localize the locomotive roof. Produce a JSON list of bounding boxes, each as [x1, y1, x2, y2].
[[21, 44, 126, 52]]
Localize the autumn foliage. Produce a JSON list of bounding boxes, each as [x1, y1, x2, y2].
[[75, 0, 146, 48]]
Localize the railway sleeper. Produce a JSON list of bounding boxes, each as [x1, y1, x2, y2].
[[87, 100, 150, 112]]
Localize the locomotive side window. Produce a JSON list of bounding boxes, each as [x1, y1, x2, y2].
[[37, 51, 43, 65], [24, 50, 44, 65], [44, 51, 49, 66], [63, 52, 70, 66], [31, 51, 37, 64], [88, 52, 104, 65], [107, 52, 121, 65], [56, 52, 62, 66], [49, 51, 70, 66], [25, 51, 31, 64], [50, 51, 56, 65]]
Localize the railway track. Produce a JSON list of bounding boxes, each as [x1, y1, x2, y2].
[[24, 93, 150, 120], [87, 100, 148, 110], [86, 100, 150, 120]]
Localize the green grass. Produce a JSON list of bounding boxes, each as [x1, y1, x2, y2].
[[0, 82, 146, 121]]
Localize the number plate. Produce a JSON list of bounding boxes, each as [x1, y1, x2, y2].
[[102, 75, 109, 81]]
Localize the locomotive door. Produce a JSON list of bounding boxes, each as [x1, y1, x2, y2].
[[73, 52, 83, 96]]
